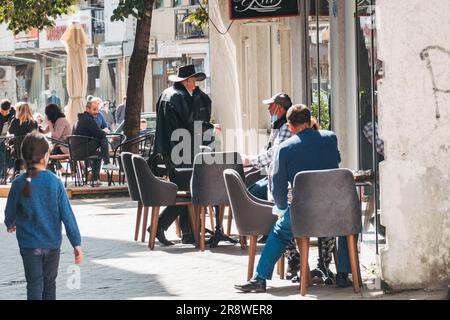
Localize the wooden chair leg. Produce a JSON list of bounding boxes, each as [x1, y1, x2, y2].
[[276, 259, 280, 275], [240, 236, 247, 249], [278, 255, 285, 280], [248, 235, 258, 281], [148, 207, 160, 250], [141, 206, 149, 243], [208, 206, 215, 231], [187, 205, 200, 247], [347, 235, 362, 293], [227, 207, 233, 236], [134, 202, 143, 241], [297, 237, 310, 296], [175, 217, 181, 238], [200, 206, 206, 252]]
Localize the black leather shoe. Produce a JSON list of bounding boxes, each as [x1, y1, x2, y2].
[[155, 227, 174, 246], [234, 277, 266, 293], [181, 234, 195, 244], [336, 272, 353, 288]]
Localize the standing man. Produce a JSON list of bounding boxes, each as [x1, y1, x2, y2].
[[115, 96, 127, 125], [152, 64, 213, 246], [235, 105, 353, 293], [47, 90, 61, 108]]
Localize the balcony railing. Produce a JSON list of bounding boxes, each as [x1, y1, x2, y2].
[[175, 8, 208, 40]]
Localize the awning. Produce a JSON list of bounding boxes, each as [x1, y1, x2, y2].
[[0, 56, 37, 66]]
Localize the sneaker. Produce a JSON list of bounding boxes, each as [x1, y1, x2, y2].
[[92, 180, 103, 187], [102, 163, 119, 171]]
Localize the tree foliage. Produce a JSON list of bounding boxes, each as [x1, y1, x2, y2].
[[311, 90, 331, 130], [0, 0, 77, 34], [111, 0, 153, 21], [184, 0, 208, 29]]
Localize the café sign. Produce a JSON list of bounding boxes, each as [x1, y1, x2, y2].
[[230, 0, 300, 20]]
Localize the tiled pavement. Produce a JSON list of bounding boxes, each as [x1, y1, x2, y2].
[[0, 197, 446, 300]]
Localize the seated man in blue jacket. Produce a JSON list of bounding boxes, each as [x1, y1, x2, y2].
[[73, 97, 117, 186], [235, 105, 354, 293]]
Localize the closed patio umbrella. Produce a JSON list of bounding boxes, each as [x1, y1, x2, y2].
[[61, 21, 88, 127]]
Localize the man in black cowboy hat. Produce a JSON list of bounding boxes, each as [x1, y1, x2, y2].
[[151, 64, 214, 246]]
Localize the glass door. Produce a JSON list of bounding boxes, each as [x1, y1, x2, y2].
[[355, 0, 384, 253], [305, 0, 332, 130]]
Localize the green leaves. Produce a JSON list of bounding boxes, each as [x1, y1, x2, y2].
[[111, 0, 153, 21], [311, 89, 331, 130], [184, 0, 208, 29], [0, 0, 77, 35]]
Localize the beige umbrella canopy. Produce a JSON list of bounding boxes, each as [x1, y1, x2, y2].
[[61, 22, 88, 127]]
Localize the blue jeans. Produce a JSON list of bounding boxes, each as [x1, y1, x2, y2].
[[247, 177, 269, 200], [20, 248, 60, 300], [337, 236, 357, 274], [255, 209, 352, 280]]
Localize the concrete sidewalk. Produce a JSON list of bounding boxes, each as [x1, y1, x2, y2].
[[0, 197, 446, 300]]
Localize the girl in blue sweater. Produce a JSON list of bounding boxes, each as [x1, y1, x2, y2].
[[4, 132, 82, 300]]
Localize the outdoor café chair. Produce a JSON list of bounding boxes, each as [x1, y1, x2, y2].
[[132, 155, 193, 250], [224, 169, 286, 281], [190, 152, 245, 251], [121, 152, 145, 242], [67, 135, 103, 187], [46, 137, 71, 187], [290, 168, 363, 296], [111, 133, 155, 184]]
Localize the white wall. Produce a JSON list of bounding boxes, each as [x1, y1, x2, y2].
[[151, 8, 176, 41], [0, 24, 14, 53], [377, 0, 450, 289]]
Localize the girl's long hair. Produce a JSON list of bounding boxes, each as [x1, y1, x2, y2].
[[21, 132, 50, 197], [15, 102, 34, 125]]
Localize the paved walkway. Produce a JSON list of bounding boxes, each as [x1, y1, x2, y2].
[[0, 197, 446, 300]]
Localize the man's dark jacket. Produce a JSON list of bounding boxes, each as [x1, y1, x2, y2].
[[154, 82, 213, 162], [73, 112, 106, 140]]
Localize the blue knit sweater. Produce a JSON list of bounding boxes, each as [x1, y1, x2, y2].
[[4, 170, 81, 249]]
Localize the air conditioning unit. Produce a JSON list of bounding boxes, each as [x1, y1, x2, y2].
[[0, 67, 12, 82]]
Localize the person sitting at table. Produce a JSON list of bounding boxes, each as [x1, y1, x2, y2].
[[235, 105, 353, 293], [0, 99, 15, 181], [8, 102, 38, 178], [73, 97, 117, 187], [242, 92, 293, 201], [41, 104, 72, 155]]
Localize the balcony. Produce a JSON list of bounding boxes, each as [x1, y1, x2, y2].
[[175, 8, 208, 40], [92, 8, 105, 44]]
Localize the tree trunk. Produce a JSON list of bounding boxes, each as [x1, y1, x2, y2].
[[123, 0, 154, 143]]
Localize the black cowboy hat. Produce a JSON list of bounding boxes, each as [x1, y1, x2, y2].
[[168, 64, 207, 82]]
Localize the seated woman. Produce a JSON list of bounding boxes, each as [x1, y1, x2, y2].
[[8, 102, 38, 177], [41, 104, 72, 155]]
